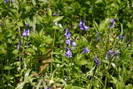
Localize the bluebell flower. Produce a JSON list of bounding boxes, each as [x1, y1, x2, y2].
[[33, 24, 36, 32], [72, 41, 76, 47], [66, 39, 73, 46], [97, 32, 101, 34], [97, 32, 101, 42], [17, 43, 20, 50], [4, 0, 9, 3], [4, 0, 13, 3], [64, 28, 71, 39], [109, 19, 115, 29], [22, 28, 30, 37], [119, 35, 124, 40], [45, 87, 50, 89], [53, 13, 57, 16], [83, 47, 89, 53], [65, 47, 72, 57], [78, 20, 89, 31], [25, 24, 29, 28], [97, 35, 100, 42], [66, 39, 76, 47], [80, 71, 83, 74], [114, 53, 119, 59], [105, 50, 113, 59], [94, 56, 100, 66], [53, 10, 59, 16]]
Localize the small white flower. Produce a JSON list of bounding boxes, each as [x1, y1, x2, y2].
[[55, 22, 63, 28]]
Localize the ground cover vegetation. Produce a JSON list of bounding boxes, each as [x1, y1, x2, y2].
[[0, 0, 133, 89]]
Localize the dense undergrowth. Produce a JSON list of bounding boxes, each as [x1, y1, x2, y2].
[[0, 0, 133, 89]]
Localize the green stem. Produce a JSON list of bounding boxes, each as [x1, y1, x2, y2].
[[18, 27, 22, 69], [90, 65, 97, 89], [51, 29, 56, 77], [68, 58, 71, 81], [91, 0, 96, 19], [104, 75, 108, 89], [0, 58, 4, 89]]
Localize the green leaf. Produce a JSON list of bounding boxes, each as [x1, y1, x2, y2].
[[125, 84, 133, 89], [93, 20, 99, 32], [99, 18, 110, 32], [4, 66, 14, 70], [48, 8, 52, 17], [32, 0, 36, 6], [24, 69, 34, 83], [0, 35, 4, 42], [12, 49, 18, 54], [53, 16, 64, 22], [102, 60, 109, 64], [36, 78, 43, 89], [95, 0, 102, 4], [26, 16, 37, 26], [39, 47, 46, 53], [53, 52, 61, 55], [39, 0, 48, 4], [80, 59, 88, 65], [24, 48, 35, 53], [52, 25, 61, 30], [44, 36, 53, 44], [25, 69, 31, 78], [17, 20, 23, 26], [65, 84, 72, 89], [116, 81, 125, 89], [111, 63, 116, 68], [52, 59, 62, 63], [72, 86, 84, 89], [16, 82, 25, 89]]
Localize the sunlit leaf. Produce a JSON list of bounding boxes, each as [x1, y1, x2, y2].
[[53, 16, 64, 22]]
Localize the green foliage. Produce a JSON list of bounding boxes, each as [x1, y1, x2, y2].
[[0, 0, 133, 89]]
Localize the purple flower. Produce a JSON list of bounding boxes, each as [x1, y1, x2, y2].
[[66, 39, 73, 46], [22, 29, 30, 37], [25, 24, 29, 28], [65, 47, 72, 57], [4, 0, 9, 3], [97, 32, 101, 34], [17, 43, 20, 50], [72, 41, 76, 47], [109, 19, 115, 29], [33, 24, 36, 32], [78, 20, 89, 31], [97, 35, 100, 42], [97, 32, 101, 42], [64, 28, 71, 39], [80, 71, 83, 74], [114, 53, 119, 59], [4, 0, 13, 3], [66, 40, 76, 47], [22, 24, 30, 37], [53, 10, 59, 16], [94, 56, 100, 66], [53, 13, 57, 16], [45, 87, 50, 89], [83, 47, 89, 53], [105, 50, 113, 59], [119, 35, 124, 40]]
